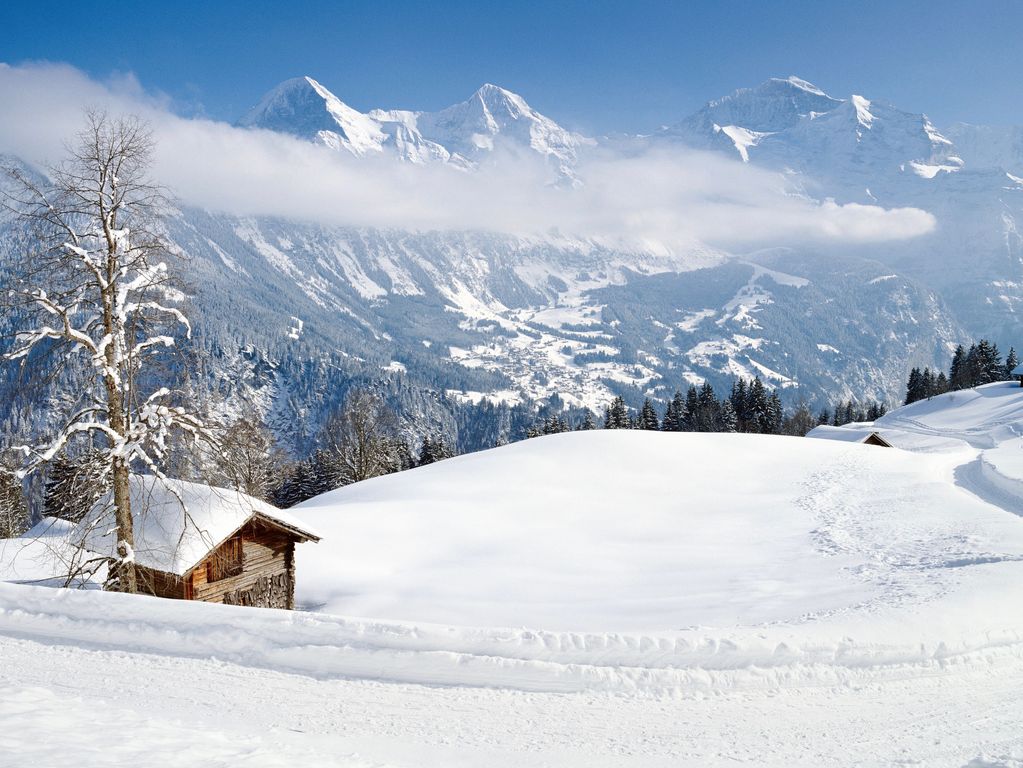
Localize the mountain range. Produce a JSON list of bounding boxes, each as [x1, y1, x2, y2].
[[4, 74, 1022, 455]]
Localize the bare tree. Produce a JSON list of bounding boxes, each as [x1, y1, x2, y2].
[[2, 111, 211, 593], [214, 413, 282, 501], [321, 390, 400, 487]]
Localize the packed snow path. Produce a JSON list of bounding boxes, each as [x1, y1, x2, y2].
[[2, 632, 1023, 767]]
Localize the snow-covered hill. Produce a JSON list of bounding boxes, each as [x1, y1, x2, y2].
[[291, 428, 1023, 632], [7, 388, 1023, 763]]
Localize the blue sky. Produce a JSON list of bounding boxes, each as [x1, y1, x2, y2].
[[2, 0, 1022, 133]]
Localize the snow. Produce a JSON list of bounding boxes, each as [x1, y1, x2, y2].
[[908, 160, 962, 179], [290, 428, 1021, 635], [9, 387, 1023, 763], [878, 382, 1023, 448], [0, 518, 102, 587], [806, 424, 882, 443], [714, 124, 770, 162], [850, 94, 874, 129], [868, 273, 898, 284]]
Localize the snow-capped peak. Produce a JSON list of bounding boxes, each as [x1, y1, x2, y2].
[[238, 76, 386, 156], [415, 83, 591, 165], [474, 82, 528, 108], [673, 76, 844, 138]]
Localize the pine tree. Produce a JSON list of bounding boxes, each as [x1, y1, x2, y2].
[[975, 339, 1002, 385], [730, 379, 749, 431], [419, 435, 453, 465], [905, 367, 923, 405], [719, 399, 738, 433], [1005, 347, 1019, 381], [639, 399, 660, 430], [604, 396, 630, 429], [579, 410, 596, 430], [747, 378, 769, 433], [844, 401, 855, 425], [964, 343, 981, 388], [682, 386, 700, 432], [661, 392, 682, 432], [697, 382, 720, 432], [766, 392, 784, 434], [921, 367, 935, 399], [949, 344, 967, 390]]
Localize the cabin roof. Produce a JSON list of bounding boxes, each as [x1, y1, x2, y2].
[[1012, 364, 1023, 376], [806, 425, 893, 447], [75, 476, 321, 577]]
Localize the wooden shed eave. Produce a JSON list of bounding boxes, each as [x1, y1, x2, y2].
[[253, 512, 322, 544], [173, 510, 320, 580]]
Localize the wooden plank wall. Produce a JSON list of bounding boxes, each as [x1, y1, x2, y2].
[[189, 521, 294, 608]]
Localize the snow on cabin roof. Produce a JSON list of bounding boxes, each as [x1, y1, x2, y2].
[[1012, 364, 1023, 376], [76, 476, 321, 577], [805, 425, 892, 446]]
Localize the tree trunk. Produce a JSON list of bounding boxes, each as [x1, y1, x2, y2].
[[104, 292, 137, 593], [111, 457, 137, 593]]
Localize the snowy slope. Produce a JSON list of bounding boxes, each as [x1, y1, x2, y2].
[[7, 390, 1023, 763], [288, 428, 1022, 636]]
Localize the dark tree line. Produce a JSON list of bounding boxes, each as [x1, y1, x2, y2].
[[905, 340, 1019, 405], [527, 377, 874, 439], [601, 379, 782, 434], [818, 400, 888, 427]]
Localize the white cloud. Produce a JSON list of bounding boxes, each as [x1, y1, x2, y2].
[[0, 62, 936, 250]]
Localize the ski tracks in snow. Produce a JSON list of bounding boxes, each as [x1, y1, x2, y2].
[[797, 447, 1011, 617]]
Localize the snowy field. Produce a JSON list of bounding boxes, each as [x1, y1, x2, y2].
[[6, 385, 1023, 765]]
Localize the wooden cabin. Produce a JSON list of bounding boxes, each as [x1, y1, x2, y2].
[[139, 512, 319, 609], [805, 425, 894, 447], [78, 475, 321, 610]]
